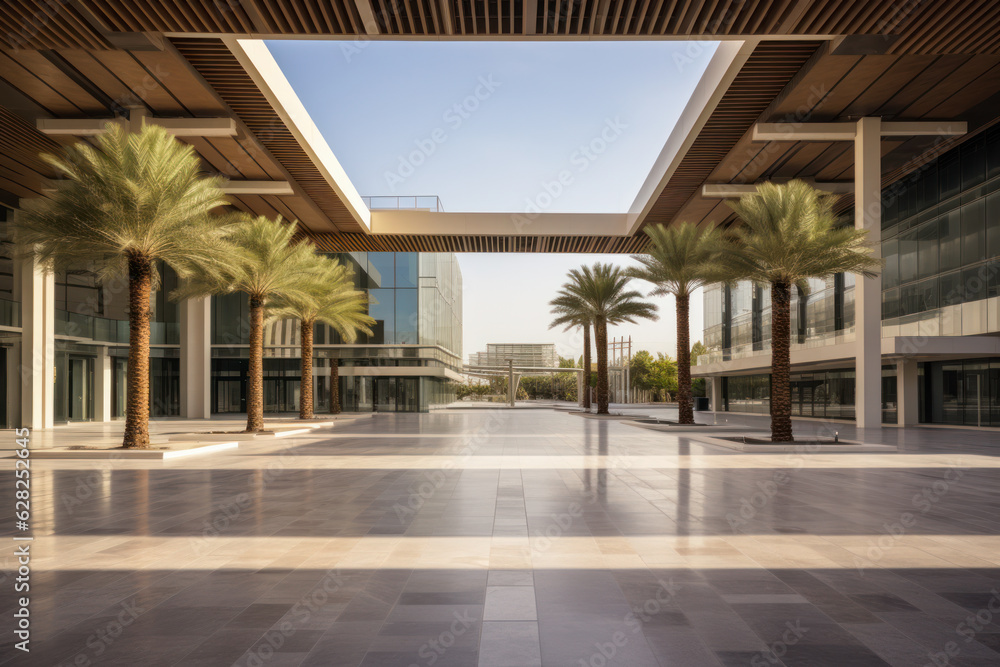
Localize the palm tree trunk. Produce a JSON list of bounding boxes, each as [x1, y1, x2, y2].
[[299, 319, 314, 420], [676, 293, 694, 425], [330, 358, 341, 414], [770, 281, 793, 442], [246, 297, 264, 432], [582, 322, 592, 410], [595, 316, 609, 414], [123, 254, 151, 449]]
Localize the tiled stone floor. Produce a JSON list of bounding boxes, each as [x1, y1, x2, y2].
[[3, 407, 1000, 666]]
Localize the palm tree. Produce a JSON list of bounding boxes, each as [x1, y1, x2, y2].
[[175, 215, 321, 432], [564, 264, 657, 414], [268, 256, 374, 419], [726, 180, 881, 442], [14, 123, 230, 448], [549, 290, 593, 410], [629, 222, 728, 425]]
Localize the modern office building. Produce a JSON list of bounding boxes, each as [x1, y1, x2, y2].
[[2, 1, 1000, 429], [468, 344, 557, 368], [2, 205, 462, 425], [695, 123, 1000, 428]]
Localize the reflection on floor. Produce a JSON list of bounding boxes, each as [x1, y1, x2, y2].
[[4, 408, 1000, 666]]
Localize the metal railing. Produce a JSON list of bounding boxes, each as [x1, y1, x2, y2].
[[0, 298, 20, 327], [362, 195, 444, 212], [55, 310, 180, 345], [696, 327, 857, 366]]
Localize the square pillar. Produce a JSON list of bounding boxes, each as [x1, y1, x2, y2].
[[854, 117, 883, 429], [710, 377, 723, 412], [19, 257, 55, 430], [94, 347, 112, 422], [896, 359, 919, 427], [180, 297, 211, 419]]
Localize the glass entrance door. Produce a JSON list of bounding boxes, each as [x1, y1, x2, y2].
[[375, 377, 396, 412], [964, 363, 989, 427], [53, 352, 95, 422], [264, 378, 300, 413], [216, 380, 245, 413]]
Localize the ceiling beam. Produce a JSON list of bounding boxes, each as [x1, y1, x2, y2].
[[437, 0, 454, 34], [702, 181, 854, 198], [753, 121, 968, 142], [352, 0, 382, 34], [41, 179, 292, 197], [523, 0, 537, 34], [222, 180, 294, 195], [37, 117, 238, 137]]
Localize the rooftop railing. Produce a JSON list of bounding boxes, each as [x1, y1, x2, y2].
[[362, 196, 444, 212], [696, 327, 857, 366]]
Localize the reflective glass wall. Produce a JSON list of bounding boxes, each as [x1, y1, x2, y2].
[[881, 124, 1000, 337], [209, 252, 462, 413], [921, 358, 1000, 427], [721, 368, 857, 420]]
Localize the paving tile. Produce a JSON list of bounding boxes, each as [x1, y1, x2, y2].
[[19, 409, 1000, 667], [483, 586, 537, 621], [478, 621, 541, 667]]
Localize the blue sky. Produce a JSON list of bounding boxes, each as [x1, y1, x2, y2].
[[268, 39, 717, 359]]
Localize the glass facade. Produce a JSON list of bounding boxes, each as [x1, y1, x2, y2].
[[210, 251, 462, 413], [721, 368, 857, 420], [880, 123, 1000, 337], [921, 358, 1000, 427], [700, 274, 853, 363], [701, 124, 1000, 427]]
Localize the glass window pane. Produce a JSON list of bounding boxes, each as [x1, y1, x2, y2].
[[962, 266, 989, 303], [940, 270, 964, 306], [989, 259, 1000, 299], [939, 151, 962, 201], [917, 277, 939, 313], [367, 253, 394, 288], [939, 210, 962, 273], [962, 199, 986, 266], [986, 192, 1000, 261], [394, 289, 418, 344], [989, 129, 1000, 179], [882, 288, 899, 319], [882, 238, 899, 289], [368, 288, 394, 344], [916, 221, 938, 279], [962, 136, 987, 189], [395, 253, 417, 288], [899, 229, 919, 284]]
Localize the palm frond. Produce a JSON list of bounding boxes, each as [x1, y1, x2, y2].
[[13, 122, 231, 289], [724, 179, 883, 285]]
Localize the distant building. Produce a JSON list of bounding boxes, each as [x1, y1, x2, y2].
[[469, 344, 557, 368]]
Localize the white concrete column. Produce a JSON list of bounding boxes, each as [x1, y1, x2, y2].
[[94, 347, 112, 422], [7, 342, 21, 427], [710, 377, 724, 412], [180, 297, 212, 419], [854, 117, 883, 429], [896, 359, 919, 427], [577, 372, 584, 407], [19, 257, 55, 429]]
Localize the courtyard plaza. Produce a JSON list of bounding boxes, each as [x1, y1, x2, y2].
[[3, 407, 1000, 666]]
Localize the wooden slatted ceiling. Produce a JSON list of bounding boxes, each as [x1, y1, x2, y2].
[[304, 232, 650, 253], [671, 49, 1000, 230], [0, 3, 108, 50], [639, 40, 820, 230], [0, 107, 60, 198], [172, 37, 363, 233], [3, 1, 999, 54]]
